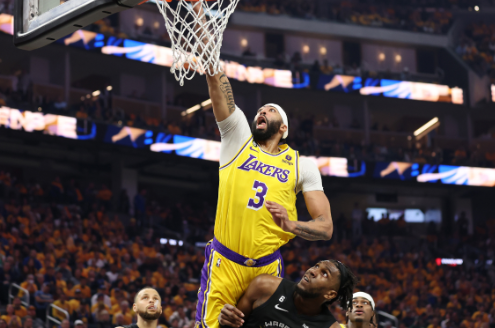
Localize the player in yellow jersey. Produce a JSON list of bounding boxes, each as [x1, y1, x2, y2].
[[192, 4, 334, 328]]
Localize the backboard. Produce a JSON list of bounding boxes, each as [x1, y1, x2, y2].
[[14, 0, 144, 51]]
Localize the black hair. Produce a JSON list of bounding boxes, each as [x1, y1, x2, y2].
[[134, 286, 160, 303], [327, 260, 358, 311]]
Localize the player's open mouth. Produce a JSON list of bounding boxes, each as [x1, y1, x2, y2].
[[303, 275, 310, 282], [147, 306, 156, 310], [256, 116, 267, 129], [354, 310, 364, 315]]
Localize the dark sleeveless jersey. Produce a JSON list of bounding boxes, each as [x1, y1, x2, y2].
[[244, 279, 337, 328], [122, 324, 139, 328]]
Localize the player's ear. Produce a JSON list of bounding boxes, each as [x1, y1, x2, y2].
[[324, 289, 337, 301], [280, 124, 288, 135]]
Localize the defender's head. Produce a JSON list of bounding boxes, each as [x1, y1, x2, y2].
[[133, 287, 162, 321], [295, 260, 357, 309], [347, 292, 375, 324], [251, 104, 289, 144]]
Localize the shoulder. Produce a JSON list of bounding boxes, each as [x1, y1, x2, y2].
[[298, 157, 319, 172], [249, 275, 283, 295]]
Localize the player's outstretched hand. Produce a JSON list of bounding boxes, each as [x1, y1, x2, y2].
[[218, 304, 245, 328], [266, 200, 294, 233]]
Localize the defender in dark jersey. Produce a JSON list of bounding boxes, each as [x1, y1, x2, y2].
[[116, 287, 162, 328], [218, 260, 357, 328]]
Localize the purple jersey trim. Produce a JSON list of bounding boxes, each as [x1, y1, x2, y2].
[[219, 136, 253, 170], [212, 237, 281, 267]]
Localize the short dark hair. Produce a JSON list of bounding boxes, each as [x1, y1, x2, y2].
[[327, 260, 358, 311], [134, 287, 160, 303]]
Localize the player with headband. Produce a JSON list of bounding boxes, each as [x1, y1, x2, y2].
[[345, 292, 376, 328], [191, 3, 334, 328]]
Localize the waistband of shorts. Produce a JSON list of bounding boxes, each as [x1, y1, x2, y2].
[[212, 237, 281, 267]]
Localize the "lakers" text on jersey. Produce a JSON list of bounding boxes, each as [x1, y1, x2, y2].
[[215, 137, 300, 259]]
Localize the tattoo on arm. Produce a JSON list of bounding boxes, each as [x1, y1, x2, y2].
[[219, 74, 235, 113], [293, 216, 329, 241]]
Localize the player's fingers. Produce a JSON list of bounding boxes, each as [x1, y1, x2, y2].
[[222, 311, 244, 327], [223, 308, 243, 322], [232, 307, 245, 318], [219, 316, 240, 328]]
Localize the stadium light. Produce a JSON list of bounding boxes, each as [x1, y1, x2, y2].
[[201, 99, 212, 108], [241, 38, 248, 47], [92, 90, 101, 97], [436, 258, 463, 266], [414, 117, 440, 140], [474, 5, 480, 11], [303, 45, 310, 54], [106, 85, 113, 91], [320, 47, 327, 56], [181, 99, 212, 116]]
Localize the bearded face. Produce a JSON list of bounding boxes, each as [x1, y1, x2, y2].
[[137, 308, 161, 321], [251, 115, 283, 142]]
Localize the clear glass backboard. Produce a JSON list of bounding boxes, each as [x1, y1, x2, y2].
[[14, 0, 145, 51]]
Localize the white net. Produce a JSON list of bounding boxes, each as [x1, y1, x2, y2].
[[156, 0, 240, 86]]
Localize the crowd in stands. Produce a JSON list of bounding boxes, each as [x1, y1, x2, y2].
[[238, 0, 453, 34], [456, 22, 495, 81], [0, 169, 494, 328]]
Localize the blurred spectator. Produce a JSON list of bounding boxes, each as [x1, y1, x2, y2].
[[111, 301, 132, 325], [52, 289, 72, 321], [134, 189, 147, 219], [91, 285, 111, 308], [24, 308, 42, 328], [12, 298, 27, 318], [242, 47, 256, 57], [34, 284, 53, 318]]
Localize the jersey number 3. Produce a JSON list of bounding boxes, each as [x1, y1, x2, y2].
[[247, 180, 268, 210]]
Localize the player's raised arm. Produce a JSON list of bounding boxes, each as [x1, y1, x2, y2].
[[191, 1, 236, 122]]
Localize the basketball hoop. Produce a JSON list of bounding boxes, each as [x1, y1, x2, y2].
[[155, 0, 240, 86]]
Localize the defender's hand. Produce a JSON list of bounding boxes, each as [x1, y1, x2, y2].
[[218, 304, 245, 328], [266, 200, 294, 233]]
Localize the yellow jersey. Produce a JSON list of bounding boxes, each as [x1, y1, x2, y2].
[[215, 136, 299, 259]]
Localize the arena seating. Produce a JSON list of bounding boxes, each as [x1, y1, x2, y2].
[[238, 0, 453, 34], [0, 169, 492, 328], [456, 22, 495, 81]]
